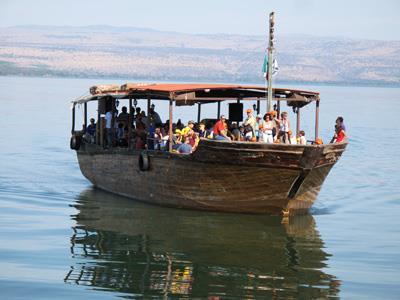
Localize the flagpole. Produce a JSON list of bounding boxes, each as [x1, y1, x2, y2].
[[267, 12, 275, 113]]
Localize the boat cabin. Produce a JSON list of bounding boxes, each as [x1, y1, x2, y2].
[[70, 83, 321, 152]]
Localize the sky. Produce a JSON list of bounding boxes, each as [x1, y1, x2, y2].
[[0, 0, 399, 40]]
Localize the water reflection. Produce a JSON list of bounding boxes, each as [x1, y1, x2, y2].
[[65, 188, 340, 298]]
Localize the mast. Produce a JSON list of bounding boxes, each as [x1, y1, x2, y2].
[[267, 12, 275, 113]]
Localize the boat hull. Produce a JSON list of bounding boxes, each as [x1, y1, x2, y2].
[[76, 140, 346, 215]]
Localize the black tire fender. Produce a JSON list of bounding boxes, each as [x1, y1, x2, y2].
[[139, 151, 150, 171], [70, 135, 81, 150]]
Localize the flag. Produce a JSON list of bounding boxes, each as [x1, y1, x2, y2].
[[262, 53, 279, 80], [272, 58, 279, 77]]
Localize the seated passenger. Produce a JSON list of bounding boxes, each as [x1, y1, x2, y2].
[[298, 130, 307, 145], [178, 136, 193, 154], [231, 123, 241, 141], [334, 125, 346, 143], [213, 115, 231, 141], [198, 122, 207, 138], [154, 127, 163, 150], [181, 120, 195, 136], [85, 118, 96, 143]]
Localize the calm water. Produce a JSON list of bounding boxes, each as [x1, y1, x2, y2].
[[0, 76, 399, 299]]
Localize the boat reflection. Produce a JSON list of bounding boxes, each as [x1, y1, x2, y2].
[[65, 188, 341, 298]]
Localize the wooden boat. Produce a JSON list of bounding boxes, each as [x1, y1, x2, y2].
[[70, 83, 347, 215], [70, 13, 346, 215]]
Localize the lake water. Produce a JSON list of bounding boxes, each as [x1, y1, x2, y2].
[[0, 76, 399, 299]]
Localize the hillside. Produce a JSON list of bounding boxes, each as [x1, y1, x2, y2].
[[0, 25, 399, 86]]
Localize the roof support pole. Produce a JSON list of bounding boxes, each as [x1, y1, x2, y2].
[[315, 100, 320, 141], [296, 107, 301, 138], [71, 104, 75, 134], [197, 103, 201, 123], [97, 105, 100, 146], [83, 102, 87, 131], [128, 98, 132, 149], [168, 99, 173, 153], [257, 99, 260, 115], [147, 96, 151, 115], [111, 98, 116, 147], [217, 101, 221, 118]]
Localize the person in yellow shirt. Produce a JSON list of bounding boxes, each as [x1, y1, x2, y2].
[[181, 120, 195, 136]]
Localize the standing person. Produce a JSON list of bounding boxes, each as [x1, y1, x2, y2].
[[261, 113, 274, 143], [149, 103, 162, 126], [243, 108, 257, 137], [213, 115, 231, 141], [278, 112, 291, 144], [105, 109, 113, 148]]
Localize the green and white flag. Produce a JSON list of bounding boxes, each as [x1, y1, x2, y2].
[[262, 53, 279, 80]]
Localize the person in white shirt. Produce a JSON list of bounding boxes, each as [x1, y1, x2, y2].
[[105, 109, 113, 148], [298, 130, 307, 145], [261, 113, 274, 143]]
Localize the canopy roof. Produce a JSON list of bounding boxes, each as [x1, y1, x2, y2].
[[73, 83, 320, 107]]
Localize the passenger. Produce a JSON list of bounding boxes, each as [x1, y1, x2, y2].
[[140, 111, 149, 131], [149, 104, 162, 127], [239, 126, 245, 141], [154, 127, 163, 150], [336, 116, 346, 131], [181, 120, 195, 136], [105, 109, 113, 148], [231, 123, 241, 141], [188, 130, 199, 150], [213, 115, 231, 141], [334, 125, 347, 143], [298, 130, 307, 145], [118, 106, 129, 125], [243, 108, 257, 137], [86, 118, 96, 143], [277, 111, 291, 144], [289, 131, 297, 144], [261, 113, 274, 143], [178, 136, 193, 154], [330, 117, 347, 143], [255, 114, 263, 141], [198, 122, 207, 138]]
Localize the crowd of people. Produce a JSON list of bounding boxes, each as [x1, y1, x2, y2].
[[83, 104, 346, 154]]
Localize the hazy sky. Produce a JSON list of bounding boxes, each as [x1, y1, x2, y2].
[[1, 0, 399, 40]]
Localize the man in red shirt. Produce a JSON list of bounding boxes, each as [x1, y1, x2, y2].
[[213, 115, 231, 141]]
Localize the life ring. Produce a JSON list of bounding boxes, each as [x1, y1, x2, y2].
[[138, 151, 150, 171], [70, 135, 81, 150]]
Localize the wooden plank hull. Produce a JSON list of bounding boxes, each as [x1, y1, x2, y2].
[[76, 140, 347, 215]]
